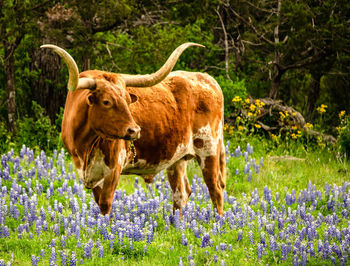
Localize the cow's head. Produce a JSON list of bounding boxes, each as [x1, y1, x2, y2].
[[40, 43, 204, 140]]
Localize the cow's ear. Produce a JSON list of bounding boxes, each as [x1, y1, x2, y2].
[[86, 92, 96, 106], [129, 93, 138, 104]]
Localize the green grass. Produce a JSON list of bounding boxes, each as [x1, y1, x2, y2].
[[0, 137, 349, 265]]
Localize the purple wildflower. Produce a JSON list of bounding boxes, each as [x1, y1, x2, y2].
[[49, 247, 56, 265], [201, 233, 210, 247], [31, 255, 39, 266], [98, 245, 104, 258], [249, 230, 254, 244], [237, 229, 243, 242]]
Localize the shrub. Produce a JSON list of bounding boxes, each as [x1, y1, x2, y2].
[[0, 121, 12, 154], [15, 101, 62, 152], [216, 75, 247, 118], [337, 111, 350, 158]]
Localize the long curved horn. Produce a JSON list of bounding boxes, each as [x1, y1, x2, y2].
[[120, 42, 205, 87], [40, 44, 96, 91]]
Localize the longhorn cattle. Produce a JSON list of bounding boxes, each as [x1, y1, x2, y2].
[[41, 43, 226, 216]]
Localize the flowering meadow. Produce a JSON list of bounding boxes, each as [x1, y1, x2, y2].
[[0, 142, 350, 265]]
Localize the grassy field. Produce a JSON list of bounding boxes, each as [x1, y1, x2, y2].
[[0, 138, 350, 265]]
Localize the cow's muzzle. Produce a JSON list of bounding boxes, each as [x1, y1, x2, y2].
[[124, 126, 141, 140]]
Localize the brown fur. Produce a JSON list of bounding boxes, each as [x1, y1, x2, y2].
[[61, 70, 226, 215]]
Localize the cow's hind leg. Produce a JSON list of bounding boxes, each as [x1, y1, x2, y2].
[[167, 159, 192, 214], [198, 151, 225, 216]]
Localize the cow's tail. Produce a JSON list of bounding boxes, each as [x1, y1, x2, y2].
[[219, 111, 226, 190]]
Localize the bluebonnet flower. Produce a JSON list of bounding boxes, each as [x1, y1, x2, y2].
[[98, 245, 104, 258], [260, 232, 266, 246], [220, 243, 227, 251], [181, 233, 188, 246], [237, 229, 243, 242], [179, 257, 183, 266], [31, 255, 39, 266], [213, 254, 218, 263], [49, 247, 56, 265], [302, 251, 307, 265], [109, 234, 115, 250], [61, 252, 67, 266], [100, 223, 108, 240], [257, 243, 263, 259], [201, 233, 210, 247], [174, 210, 181, 229], [129, 237, 134, 250], [249, 230, 254, 244], [83, 239, 93, 258], [331, 243, 342, 258], [40, 249, 45, 258], [330, 256, 336, 264]]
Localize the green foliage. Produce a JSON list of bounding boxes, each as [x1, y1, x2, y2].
[[216, 75, 247, 118], [337, 112, 350, 158], [15, 101, 62, 152], [0, 121, 11, 154]]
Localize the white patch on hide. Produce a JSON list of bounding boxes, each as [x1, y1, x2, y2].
[[118, 148, 126, 167], [193, 123, 221, 169], [78, 148, 112, 189]]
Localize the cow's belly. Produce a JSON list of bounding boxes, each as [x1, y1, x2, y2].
[[122, 139, 195, 175]]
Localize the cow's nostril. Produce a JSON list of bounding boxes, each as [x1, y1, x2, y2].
[[126, 126, 141, 140], [127, 128, 136, 135]]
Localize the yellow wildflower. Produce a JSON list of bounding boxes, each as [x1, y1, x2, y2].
[[255, 124, 261, 129], [232, 96, 242, 102], [316, 104, 327, 114], [339, 110, 346, 118], [292, 112, 296, 116], [291, 133, 298, 139], [255, 99, 265, 108], [245, 98, 250, 104], [291, 125, 298, 130], [249, 104, 256, 112], [248, 112, 253, 117], [305, 123, 313, 129], [238, 125, 244, 131], [279, 112, 286, 120], [236, 116, 241, 121], [337, 126, 345, 134], [271, 134, 278, 142]]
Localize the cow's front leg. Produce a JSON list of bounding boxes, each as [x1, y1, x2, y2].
[[92, 185, 102, 205], [167, 159, 192, 215], [98, 168, 121, 215]]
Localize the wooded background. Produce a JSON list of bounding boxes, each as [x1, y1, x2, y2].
[[0, 0, 349, 149]]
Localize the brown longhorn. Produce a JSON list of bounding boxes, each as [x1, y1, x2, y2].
[[41, 43, 226, 217]]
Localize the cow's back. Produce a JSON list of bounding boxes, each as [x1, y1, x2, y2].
[[123, 71, 224, 174]]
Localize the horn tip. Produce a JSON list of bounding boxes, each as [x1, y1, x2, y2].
[[186, 42, 206, 48]]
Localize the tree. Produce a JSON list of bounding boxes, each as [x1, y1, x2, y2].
[[218, 0, 350, 102], [0, 0, 55, 133]]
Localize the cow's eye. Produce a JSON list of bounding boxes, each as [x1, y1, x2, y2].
[[103, 100, 110, 106]]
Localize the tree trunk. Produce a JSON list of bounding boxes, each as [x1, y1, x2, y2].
[[306, 73, 322, 120], [30, 46, 65, 122], [269, 68, 283, 99], [269, 0, 283, 100], [4, 46, 16, 134]]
